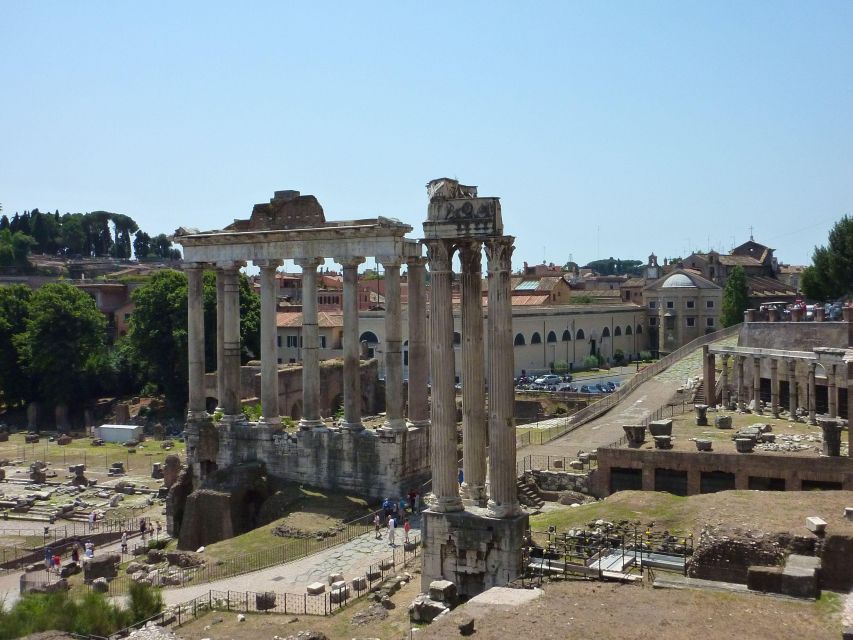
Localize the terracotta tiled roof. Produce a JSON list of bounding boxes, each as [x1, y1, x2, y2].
[[746, 276, 798, 298], [717, 255, 763, 267], [622, 278, 646, 287]]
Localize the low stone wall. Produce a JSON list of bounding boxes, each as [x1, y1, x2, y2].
[[594, 447, 853, 498], [524, 469, 593, 495], [739, 321, 852, 351]]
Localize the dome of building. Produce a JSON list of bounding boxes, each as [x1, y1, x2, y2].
[[661, 273, 696, 288]]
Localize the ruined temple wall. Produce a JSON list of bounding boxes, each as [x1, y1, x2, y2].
[[739, 322, 851, 351], [594, 447, 853, 497]]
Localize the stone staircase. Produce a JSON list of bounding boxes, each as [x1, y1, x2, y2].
[[516, 477, 545, 509]]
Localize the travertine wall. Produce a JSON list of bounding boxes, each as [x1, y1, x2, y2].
[[739, 321, 852, 350]]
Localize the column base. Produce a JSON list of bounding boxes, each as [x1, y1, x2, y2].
[[298, 417, 325, 430], [186, 410, 210, 423], [382, 418, 408, 432], [220, 413, 247, 427], [340, 421, 365, 432], [432, 495, 464, 513], [406, 419, 431, 429], [460, 482, 487, 507], [487, 498, 523, 519], [258, 416, 281, 428]]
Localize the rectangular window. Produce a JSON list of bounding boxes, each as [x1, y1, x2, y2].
[[706, 300, 715, 309], [277, 358, 282, 364], [320, 336, 327, 348], [686, 300, 695, 309], [666, 301, 674, 309], [649, 317, 658, 326], [706, 317, 715, 327], [286, 335, 298, 348], [277, 335, 282, 348], [686, 317, 696, 328], [648, 301, 657, 309]]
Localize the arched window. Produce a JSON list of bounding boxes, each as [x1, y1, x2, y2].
[[546, 331, 557, 343], [359, 331, 379, 344], [531, 332, 542, 344], [576, 329, 585, 340], [625, 325, 633, 335], [636, 324, 643, 335], [514, 333, 526, 346], [602, 327, 611, 338], [614, 326, 622, 336], [562, 329, 571, 341]]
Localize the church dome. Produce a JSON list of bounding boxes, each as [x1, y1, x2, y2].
[[661, 273, 695, 288]]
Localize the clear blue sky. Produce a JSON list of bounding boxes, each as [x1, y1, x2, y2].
[[2, 1, 851, 268]]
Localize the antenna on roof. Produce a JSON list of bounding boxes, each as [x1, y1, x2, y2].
[[749, 225, 754, 241]]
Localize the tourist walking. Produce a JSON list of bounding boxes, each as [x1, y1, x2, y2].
[[140, 518, 147, 541], [413, 492, 420, 513], [121, 531, 128, 554], [374, 513, 381, 539], [88, 511, 96, 531], [403, 518, 411, 544], [44, 547, 52, 572], [71, 543, 80, 564], [387, 516, 396, 546]]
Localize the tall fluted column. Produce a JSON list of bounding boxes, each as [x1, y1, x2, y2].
[[425, 239, 462, 513], [753, 357, 762, 414], [807, 361, 817, 425], [337, 257, 366, 431], [828, 364, 837, 418], [787, 359, 798, 417], [186, 265, 207, 421], [296, 258, 325, 429], [736, 356, 746, 411], [770, 358, 779, 418], [720, 355, 729, 407], [215, 268, 226, 411], [406, 257, 430, 427], [219, 262, 243, 421], [379, 257, 406, 431], [702, 346, 715, 408], [486, 236, 520, 518], [257, 260, 282, 426], [459, 240, 486, 505]]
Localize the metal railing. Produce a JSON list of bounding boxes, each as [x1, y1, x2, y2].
[[93, 508, 405, 595], [516, 453, 597, 476], [104, 536, 422, 637], [600, 400, 696, 450], [515, 324, 741, 450]]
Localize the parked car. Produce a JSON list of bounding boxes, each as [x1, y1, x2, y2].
[[605, 381, 617, 392], [595, 383, 610, 394], [579, 385, 601, 394], [534, 374, 562, 386]]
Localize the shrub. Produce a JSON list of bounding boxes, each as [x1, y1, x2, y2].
[[141, 382, 158, 397], [613, 349, 624, 364], [147, 538, 168, 550], [243, 403, 263, 422], [582, 355, 599, 370], [640, 350, 652, 361], [128, 582, 164, 623], [553, 361, 569, 374]]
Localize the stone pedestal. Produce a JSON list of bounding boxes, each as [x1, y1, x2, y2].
[[648, 419, 673, 436], [818, 418, 843, 457], [695, 404, 709, 426], [623, 425, 646, 446], [420, 508, 528, 599]]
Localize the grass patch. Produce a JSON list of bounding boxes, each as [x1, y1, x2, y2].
[[531, 491, 695, 535]]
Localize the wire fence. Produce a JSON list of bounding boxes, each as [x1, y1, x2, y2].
[[9, 442, 185, 474], [514, 324, 741, 451], [105, 536, 422, 638], [516, 453, 597, 476], [93, 508, 404, 595], [600, 400, 697, 450]]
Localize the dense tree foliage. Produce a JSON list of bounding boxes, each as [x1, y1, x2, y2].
[[721, 265, 749, 327], [14, 283, 108, 407], [0, 285, 33, 406], [801, 215, 853, 302], [129, 269, 260, 410], [582, 258, 643, 276], [0, 209, 179, 262]]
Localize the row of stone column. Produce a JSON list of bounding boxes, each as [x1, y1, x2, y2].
[[716, 354, 844, 426], [425, 236, 519, 518], [186, 256, 431, 432]]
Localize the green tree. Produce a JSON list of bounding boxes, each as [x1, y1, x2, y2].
[[0, 285, 33, 406], [133, 230, 151, 258], [801, 214, 853, 302], [721, 265, 749, 327], [15, 283, 108, 408], [128, 270, 190, 410], [60, 213, 87, 255], [130, 269, 260, 411]]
